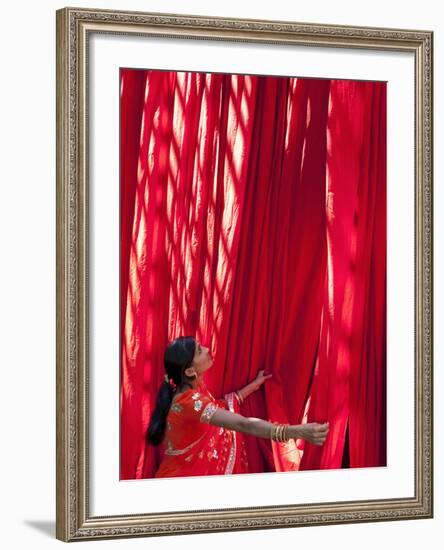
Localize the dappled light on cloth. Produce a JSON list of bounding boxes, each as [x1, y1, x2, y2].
[[120, 69, 386, 479]]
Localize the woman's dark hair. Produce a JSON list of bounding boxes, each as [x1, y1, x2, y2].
[[146, 336, 196, 446]]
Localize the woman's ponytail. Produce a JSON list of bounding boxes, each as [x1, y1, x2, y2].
[[146, 380, 175, 446], [146, 336, 196, 446]]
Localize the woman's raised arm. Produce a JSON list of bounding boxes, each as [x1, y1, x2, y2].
[[235, 369, 272, 402], [208, 408, 329, 446]]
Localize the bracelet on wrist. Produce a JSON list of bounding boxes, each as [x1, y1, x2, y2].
[[270, 422, 290, 442], [235, 390, 244, 404]]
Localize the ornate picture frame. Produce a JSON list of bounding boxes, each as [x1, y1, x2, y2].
[[56, 6, 433, 542]]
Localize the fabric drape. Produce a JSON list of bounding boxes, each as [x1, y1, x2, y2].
[[298, 81, 387, 470], [120, 69, 386, 480]]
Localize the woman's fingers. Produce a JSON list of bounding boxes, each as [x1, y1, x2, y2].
[[258, 369, 272, 378], [314, 433, 328, 444], [309, 422, 330, 445], [290, 423, 329, 445], [255, 370, 272, 386], [317, 422, 329, 433]]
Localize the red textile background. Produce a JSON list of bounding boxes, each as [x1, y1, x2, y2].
[[119, 69, 387, 480]]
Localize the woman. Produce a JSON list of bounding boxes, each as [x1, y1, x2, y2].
[[147, 336, 329, 478]]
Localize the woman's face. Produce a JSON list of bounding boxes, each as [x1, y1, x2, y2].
[[190, 340, 213, 376]]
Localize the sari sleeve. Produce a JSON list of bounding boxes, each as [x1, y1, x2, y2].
[[181, 390, 219, 424]]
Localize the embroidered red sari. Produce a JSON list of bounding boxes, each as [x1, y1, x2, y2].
[[154, 382, 249, 478]]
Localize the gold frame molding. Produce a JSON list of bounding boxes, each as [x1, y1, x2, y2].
[[56, 6, 433, 542]]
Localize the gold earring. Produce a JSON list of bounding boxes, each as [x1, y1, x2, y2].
[[185, 369, 197, 379]]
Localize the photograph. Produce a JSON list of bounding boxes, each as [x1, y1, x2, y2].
[[119, 68, 387, 481], [55, 6, 432, 541]]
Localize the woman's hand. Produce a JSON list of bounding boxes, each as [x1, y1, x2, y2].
[[291, 422, 330, 445], [252, 369, 273, 391], [235, 370, 273, 403]]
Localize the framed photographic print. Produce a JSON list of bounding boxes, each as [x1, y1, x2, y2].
[[56, 6, 433, 542]]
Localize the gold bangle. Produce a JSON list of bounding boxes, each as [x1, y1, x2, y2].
[[276, 423, 283, 442], [272, 423, 280, 442], [282, 424, 289, 442], [271, 423, 290, 442], [271, 422, 278, 441]]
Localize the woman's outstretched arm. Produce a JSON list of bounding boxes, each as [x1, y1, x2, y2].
[[208, 408, 329, 446]]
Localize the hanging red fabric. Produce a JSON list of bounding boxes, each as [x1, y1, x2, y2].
[[299, 80, 387, 470], [119, 69, 386, 479]]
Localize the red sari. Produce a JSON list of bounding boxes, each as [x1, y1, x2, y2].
[[154, 382, 249, 478]]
